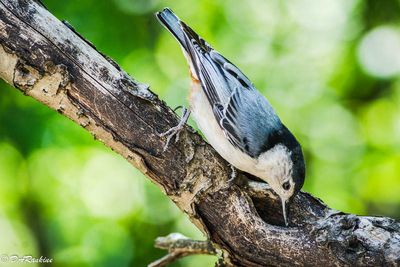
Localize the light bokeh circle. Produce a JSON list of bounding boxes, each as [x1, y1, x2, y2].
[[358, 26, 400, 78]]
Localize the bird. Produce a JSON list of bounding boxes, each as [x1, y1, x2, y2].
[[156, 8, 305, 226]]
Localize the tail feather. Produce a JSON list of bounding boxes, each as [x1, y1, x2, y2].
[[157, 8, 209, 80], [156, 8, 211, 53], [156, 8, 187, 49]]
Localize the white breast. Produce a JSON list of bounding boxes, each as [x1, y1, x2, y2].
[[189, 82, 259, 176]]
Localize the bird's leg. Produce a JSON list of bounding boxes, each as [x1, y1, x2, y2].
[[159, 106, 191, 152]]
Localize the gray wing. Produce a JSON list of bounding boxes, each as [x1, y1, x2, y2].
[[213, 85, 282, 157], [180, 24, 282, 157]]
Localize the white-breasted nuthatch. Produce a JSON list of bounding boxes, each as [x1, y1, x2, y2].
[[156, 8, 305, 226]]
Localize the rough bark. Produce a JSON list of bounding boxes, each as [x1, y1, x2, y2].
[[0, 1, 399, 266]]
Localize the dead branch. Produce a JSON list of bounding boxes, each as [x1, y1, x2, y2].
[[148, 233, 217, 267]]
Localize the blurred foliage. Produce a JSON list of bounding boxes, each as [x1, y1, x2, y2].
[[0, 0, 399, 266]]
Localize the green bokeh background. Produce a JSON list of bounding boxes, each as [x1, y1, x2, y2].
[[1, 0, 400, 266]]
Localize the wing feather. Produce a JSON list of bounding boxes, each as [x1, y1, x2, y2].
[[179, 17, 282, 157]]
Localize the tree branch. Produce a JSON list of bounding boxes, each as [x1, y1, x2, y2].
[[0, 1, 399, 266], [148, 233, 217, 267]]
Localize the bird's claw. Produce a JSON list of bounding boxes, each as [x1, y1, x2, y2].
[[159, 107, 191, 152], [227, 164, 238, 186]]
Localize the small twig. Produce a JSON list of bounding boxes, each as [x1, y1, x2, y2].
[[148, 233, 217, 267]]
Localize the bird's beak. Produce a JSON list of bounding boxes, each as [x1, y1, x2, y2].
[[281, 197, 288, 226]]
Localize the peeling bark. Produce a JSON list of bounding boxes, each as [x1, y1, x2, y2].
[[0, 1, 399, 266]]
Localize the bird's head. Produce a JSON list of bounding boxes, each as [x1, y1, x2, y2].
[[255, 131, 305, 226]]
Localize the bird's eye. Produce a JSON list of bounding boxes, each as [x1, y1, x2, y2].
[[282, 181, 291, 190]]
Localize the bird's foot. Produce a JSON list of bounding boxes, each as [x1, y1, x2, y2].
[[227, 164, 238, 186], [158, 106, 191, 152]]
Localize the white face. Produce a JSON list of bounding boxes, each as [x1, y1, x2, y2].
[[255, 144, 295, 202], [255, 144, 295, 225]]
